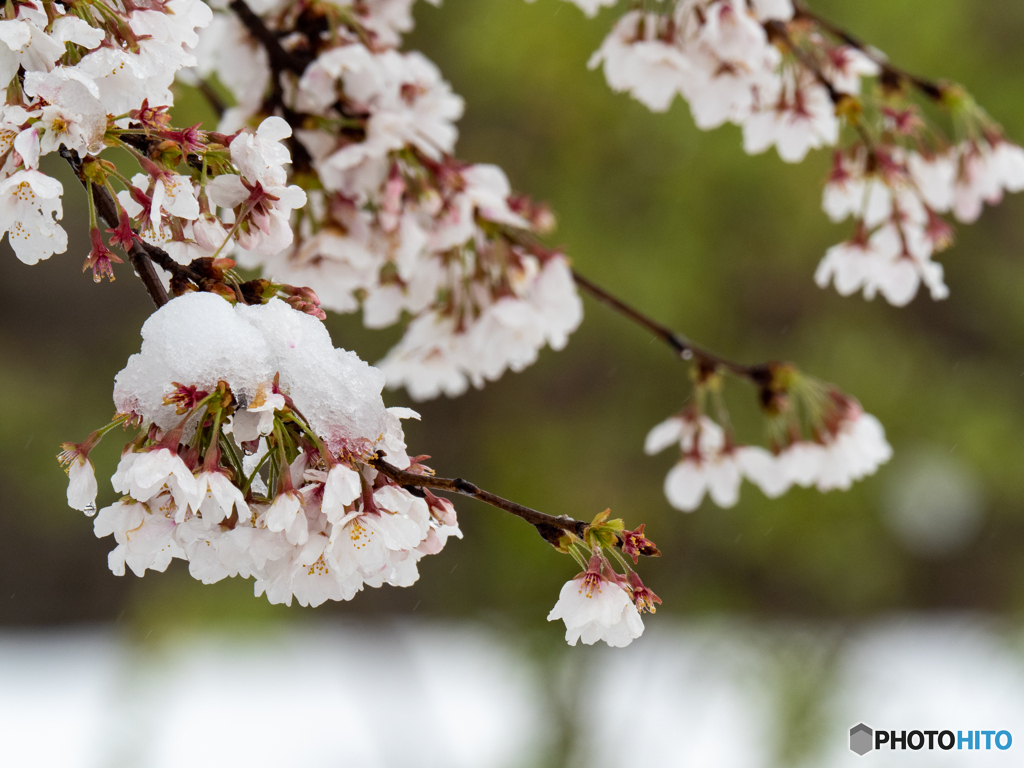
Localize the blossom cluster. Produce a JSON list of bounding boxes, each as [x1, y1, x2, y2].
[[586, 1, 846, 159], [815, 136, 1024, 306], [645, 379, 892, 512], [191, 0, 583, 400], [60, 292, 663, 646], [0, 0, 214, 269], [547, 516, 662, 648], [0, 0, 329, 291], [61, 293, 460, 607], [559, 0, 1024, 305]]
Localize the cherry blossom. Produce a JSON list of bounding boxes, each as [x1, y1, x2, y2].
[[0, 170, 67, 265], [646, 413, 754, 511], [548, 556, 645, 647], [58, 447, 99, 516]]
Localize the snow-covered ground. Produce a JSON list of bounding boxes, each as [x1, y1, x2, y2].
[[3, 617, 1024, 767]]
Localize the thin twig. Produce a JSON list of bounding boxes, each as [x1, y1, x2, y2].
[[765, 19, 840, 104], [369, 456, 590, 545], [791, 1, 946, 101], [196, 78, 227, 119], [60, 147, 170, 307], [570, 269, 773, 385]]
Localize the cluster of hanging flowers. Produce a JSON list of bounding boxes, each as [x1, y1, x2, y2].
[[0, 0, 215, 268], [60, 291, 663, 642], [645, 383, 891, 512], [61, 292, 461, 607], [555, 0, 1024, 306], [190, 0, 583, 401]]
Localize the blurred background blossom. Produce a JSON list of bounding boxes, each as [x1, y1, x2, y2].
[[4, 0, 1024, 764]]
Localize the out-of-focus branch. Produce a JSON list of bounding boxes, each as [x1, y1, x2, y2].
[[791, 1, 946, 100], [225, 0, 313, 171], [765, 19, 840, 103], [227, 0, 311, 74], [195, 78, 227, 119]]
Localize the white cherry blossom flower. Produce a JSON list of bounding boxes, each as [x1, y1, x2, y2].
[[743, 71, 839, 163], [378, 312, 472, 401], [320, 464, 363, 524], [94, 494, 185, 578], [0, 169, 67, 265], [194, 471, 250, 525], [63, 453, 99, 515], [327, 485, 430, 582], [232, 382, 286, 443], [815, 222, 948, 306], [748, 0, 794, 21], [951, 139, 1024, 224], [588, 12, 691, 113], [823, 45, 880, 95], [111, 447, 201, 514], [22, 68, 107, 155], [646, 413, 747, 511], [264, 491, 309, 546], [0, 11, 64, 84], [815, 404, 893, 491], [907, 150, 957, 213], [547, 556, 644, 647], [664, 450, 744, 511]]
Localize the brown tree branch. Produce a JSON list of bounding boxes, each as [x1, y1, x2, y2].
[[60, 147, 170, 308], [225, 0, 314, 171], [196, 78, 227, 119], [227, 0, 311, 74], [765, 19, 841, 104], [791, 1, 946, 101], [369, 456, 590, 546], [570, 269, 774, 388], [60, 147, 229, 307], [224, 0, 774, 397]]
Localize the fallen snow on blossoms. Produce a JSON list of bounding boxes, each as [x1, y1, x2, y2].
[[646, 380, 892, 512], [191, 0, 583, 400], [62, 293, 461, 607], [556, 0, 1024, 305]]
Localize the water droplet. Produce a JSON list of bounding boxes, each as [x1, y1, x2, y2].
[[681, 350, 694, 360]]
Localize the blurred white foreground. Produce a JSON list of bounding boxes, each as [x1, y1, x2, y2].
[[3, 617, 1024, 767]]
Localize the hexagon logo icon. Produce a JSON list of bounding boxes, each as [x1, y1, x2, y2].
[[850, 723, 874, 756]]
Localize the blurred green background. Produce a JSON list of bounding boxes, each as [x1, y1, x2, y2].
[[3, 0, 1024, 637]]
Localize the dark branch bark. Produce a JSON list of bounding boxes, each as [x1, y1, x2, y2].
[[196, 78, 227, 119], [60, 147, 170, 308], [227, 0, 311, 74], [226, 0, 313, 171], [369, 456, 590, 545], [571, 269, 773, 387], [790, 2, 946, 101], [765, 19, 840, 104]]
